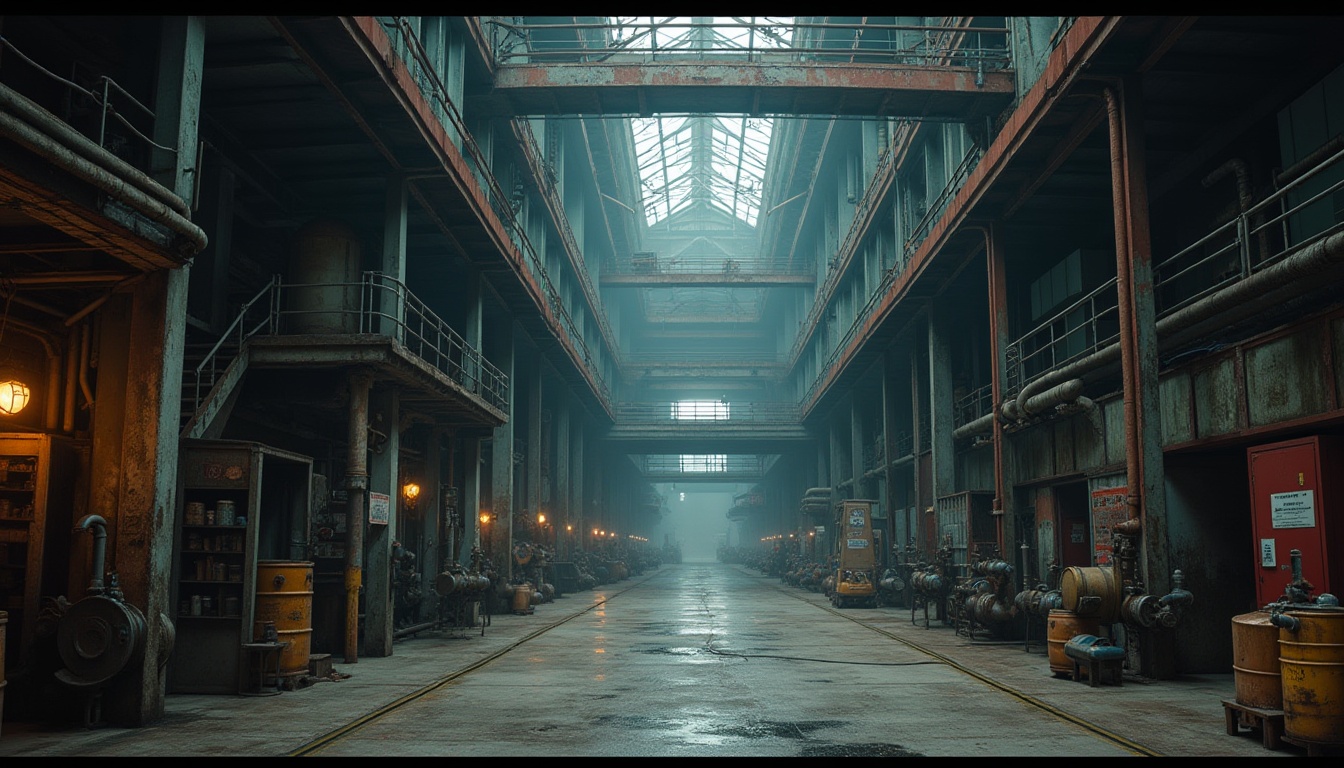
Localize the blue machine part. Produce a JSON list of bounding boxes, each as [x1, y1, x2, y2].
[[1063, 634, 1126, 662]]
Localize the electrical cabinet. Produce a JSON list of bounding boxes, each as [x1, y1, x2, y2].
[[1247, 435, 1344, 608], [0, 433, 78, 679], [169, 440, 312, 694]]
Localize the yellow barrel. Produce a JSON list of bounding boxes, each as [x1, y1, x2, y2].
[[511, 584, 534, 615], [1279, 607, 1344, 747], [1061, 566, 1120, 623], [1048, 609, 1100, 677], [1232, 610, 1282, 709], [254, 561, 314, 678]]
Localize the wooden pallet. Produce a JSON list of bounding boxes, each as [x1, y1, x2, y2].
[[1221, 698, 1284, 750]]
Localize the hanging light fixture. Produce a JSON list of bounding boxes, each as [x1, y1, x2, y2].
[[402, 482, 420, 505], [0, 380, 30, 415]]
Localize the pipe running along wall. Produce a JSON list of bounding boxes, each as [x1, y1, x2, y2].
[[0, 83, 207, 255]]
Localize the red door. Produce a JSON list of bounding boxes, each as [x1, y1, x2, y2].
[[1247, 438, 1330, 608]]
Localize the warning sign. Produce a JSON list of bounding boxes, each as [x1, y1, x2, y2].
[[1089, 483, 1128, 566]]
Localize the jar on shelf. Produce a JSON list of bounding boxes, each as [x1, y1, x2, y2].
[[216, 500, 236, 526], [185, 501, 205, 526]]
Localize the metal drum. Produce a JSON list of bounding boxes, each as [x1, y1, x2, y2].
[[287, 219, 362, 334], [1279, 606, 1344, 748], [511, 583, 534, 615], [1048, 609, 1101, 677], [1232, 610, 1282, 710], [1061, 565, 1120, 623], [254, 561, 314, 678]]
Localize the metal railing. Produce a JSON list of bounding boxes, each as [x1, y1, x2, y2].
[[185, 272, 509, 419], [0, 35, 180, 164], [1005, 144, 1344, 392], [1006, 277, 1120, 390], [379, 18, 613, 405], [613, 401, 801, 423], [609, 252, 810, 276], [954, 382, 994, 429], [1154, 145, 1344, 319], [485, 17, 1011, 68], [797, 141, 982, 410], [637, 454, 768, 476], [621, 350, 786, 366]]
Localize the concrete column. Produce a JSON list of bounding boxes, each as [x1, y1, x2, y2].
[[555, 397, 571, 546], [343, 370, 372, 664], [364, 386, 399, 658], [1119, 75, 1172, 679], [526, 357, 543, 545], [927, 304, 956, 504], [880, 350, 899, 559], [459, 436, 482, 567], [490, 321, 515, 576], [911, 341, 927, 549], [95, 15, 202, 726], [569, 414, 583, 551], [381, 173, 408, 339], [422, 427, 445, 617], [850, 396, 865, 497], [464, 271, 483, 392]]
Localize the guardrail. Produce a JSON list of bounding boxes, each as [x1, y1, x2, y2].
[[613, 401, 801, 423], [186, 272, 509, 417], [485, 17, 1011, 68]]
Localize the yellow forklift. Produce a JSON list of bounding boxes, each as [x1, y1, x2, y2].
[[829, 499, 879, 608]]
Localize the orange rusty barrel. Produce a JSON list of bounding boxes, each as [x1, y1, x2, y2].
[[1231, 610, 1282, 710], [254, 561, 314, 678], [511, 583, 534, 615], [1060, 565, 1120, 623], [1048, 608, 1101, 677], [1278, 606, 1344, 748]]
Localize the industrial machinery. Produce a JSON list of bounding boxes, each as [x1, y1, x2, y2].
[[829, 500, 879, 608], [433, 546, 493, 637], [1264, 549, 1344, 755], [909, 535, 956, 628], [952, 547, 1017, 640], [54, 515, 164, 726]]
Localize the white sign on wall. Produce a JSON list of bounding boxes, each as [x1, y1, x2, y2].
[[1269, 490, 1316, 529], [368, 492, 391, 525]]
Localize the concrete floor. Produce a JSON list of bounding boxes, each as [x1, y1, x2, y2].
[[0, 562, 1319, 757]]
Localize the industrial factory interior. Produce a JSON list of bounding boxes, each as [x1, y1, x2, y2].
[[1, 15, 1344, 758]]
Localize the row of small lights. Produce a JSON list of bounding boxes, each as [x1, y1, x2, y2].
[[760, 532, 814, 542]]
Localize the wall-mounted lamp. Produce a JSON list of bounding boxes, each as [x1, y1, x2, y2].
[[480, 511, 492, 525], [537, 512, 547, 526], [402, 482, 420, 505], [0, 380, 30, 415]]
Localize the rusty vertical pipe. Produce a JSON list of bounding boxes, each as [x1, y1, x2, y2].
[[344, 370, 372, 663], [1104, 86, 1141, 525], [983, 223, 1009, 552]]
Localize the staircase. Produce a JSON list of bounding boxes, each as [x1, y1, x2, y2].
[[180, 337, 249, 440]]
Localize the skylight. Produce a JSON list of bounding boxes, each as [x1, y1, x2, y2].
[[616, 17, 792, 227]]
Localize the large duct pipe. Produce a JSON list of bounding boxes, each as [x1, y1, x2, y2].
[[1204, 157, 1269, 264], [0, 84, 206, 255], [957, 378, 1087, 440], [0, 83, 190, 216], [1001, 225, 1344, 425]]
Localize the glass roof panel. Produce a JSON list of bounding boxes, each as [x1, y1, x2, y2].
[[617, 17, 792, 228]]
